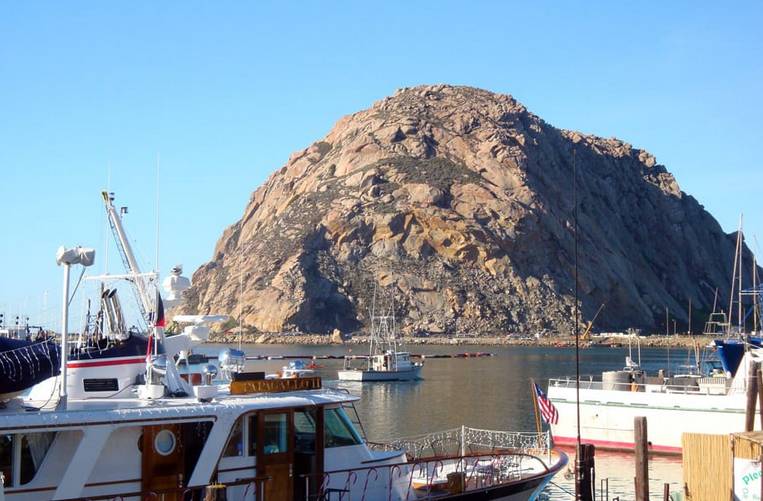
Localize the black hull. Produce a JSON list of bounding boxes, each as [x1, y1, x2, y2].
[[69, 333, 159, 361], [0, 337, 60, 396]]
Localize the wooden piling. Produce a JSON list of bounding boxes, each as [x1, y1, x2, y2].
[[635, 416, 649, 501], [745, 362, 759, 432], [663, 482, 670, 501], [575, 443, 595, 501]]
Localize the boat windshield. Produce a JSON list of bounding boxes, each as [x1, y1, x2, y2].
[[324, 407, 362, 447]]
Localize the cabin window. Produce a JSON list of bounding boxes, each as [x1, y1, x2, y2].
[[0, 432, 56, 486], [294, 410, 317, 454], [263, 413, 288, 454], [19, 432, 55, 485], [224, 417, 245, 457], [324, 408, 362, 448]]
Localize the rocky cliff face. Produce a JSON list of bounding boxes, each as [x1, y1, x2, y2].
[[184, 85, 751, 336]]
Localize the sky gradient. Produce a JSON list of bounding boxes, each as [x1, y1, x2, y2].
[[1, 2, 761, 328]]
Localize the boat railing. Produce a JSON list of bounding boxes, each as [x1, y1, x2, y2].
[[367, 426, 550, 461], [548, 376, 731, 395], [295, 450, 554, 501]]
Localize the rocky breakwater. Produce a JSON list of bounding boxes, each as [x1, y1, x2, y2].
[[183, 84, 756, 337]]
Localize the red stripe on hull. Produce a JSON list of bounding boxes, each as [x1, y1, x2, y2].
[[67, 357, 146, 368], [552, 435, 682, 455]]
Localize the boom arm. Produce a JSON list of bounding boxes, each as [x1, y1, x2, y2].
[[101, 191, 154, 323]]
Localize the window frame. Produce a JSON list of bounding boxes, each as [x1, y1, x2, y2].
[[323, 406, 363, 448], [0, 431, 58, 487]]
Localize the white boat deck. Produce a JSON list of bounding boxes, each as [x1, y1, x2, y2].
[[0, 387, 357, 429]]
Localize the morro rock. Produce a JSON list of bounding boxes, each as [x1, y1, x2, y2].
[[183, 84, 752, 336]]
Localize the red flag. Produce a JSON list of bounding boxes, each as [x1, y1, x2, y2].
[[154, 291, 166, 328]]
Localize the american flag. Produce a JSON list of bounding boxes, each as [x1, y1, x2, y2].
[[534, 383, 559, 424]]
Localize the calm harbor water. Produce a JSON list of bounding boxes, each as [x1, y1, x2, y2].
[[201, 343, 692, 499]]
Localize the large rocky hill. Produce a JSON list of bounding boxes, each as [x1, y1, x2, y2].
[[183, 85, 753, 336]]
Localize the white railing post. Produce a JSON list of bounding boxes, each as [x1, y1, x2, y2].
[[460, 425, 466, 457]]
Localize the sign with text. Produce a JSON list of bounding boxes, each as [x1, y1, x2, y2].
[[735, 458, 762, 501], [230, 376, 322, 395]]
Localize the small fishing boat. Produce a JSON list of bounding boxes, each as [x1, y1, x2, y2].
[[338, 350, 422, 381], [337, 301, 422, 382]]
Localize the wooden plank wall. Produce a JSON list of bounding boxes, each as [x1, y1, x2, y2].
[[732, 433, 763, 460], [682, 433, 732, 500]]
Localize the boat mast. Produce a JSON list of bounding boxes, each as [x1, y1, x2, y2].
[[101, 191, 154, 323], [739, 214, 744, 335], [755, 256, 759, 334], [369, 285, 377, 358], [391, 295, 398, 370], [728, 216, 742, 337], [238, 268, 244, 351]]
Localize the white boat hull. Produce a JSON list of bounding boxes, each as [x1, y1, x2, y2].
[[547, 383, 746, 453], [337, 365, 422, 381]]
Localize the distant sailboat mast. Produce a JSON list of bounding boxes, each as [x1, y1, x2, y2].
[[727, 214, 744, 337], [238, 268, 244, 351], [739, 214, 743, 335]]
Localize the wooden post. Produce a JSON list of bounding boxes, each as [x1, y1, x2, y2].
[[635, 416, 649, 501], [663, 482, 670, 501], [529, 379, 542, 436], [575, 443, 595, 501], [745, 361, 759, 432]]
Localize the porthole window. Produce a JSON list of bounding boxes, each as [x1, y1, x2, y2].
[[154, 429, 177, 456]]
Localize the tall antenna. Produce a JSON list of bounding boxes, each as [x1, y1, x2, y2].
[[573, 148, 581, 445], [104, 163, 111, 338], [155, 153, 160, 275], [572, 147, 586, 501], [105, 162, 111, 276]]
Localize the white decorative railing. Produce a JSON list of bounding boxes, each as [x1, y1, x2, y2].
[[548, 375, 731, 395], [369, 426, 550, 461]]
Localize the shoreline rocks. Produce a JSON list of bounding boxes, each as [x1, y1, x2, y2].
[[207, 331, 716, 349]]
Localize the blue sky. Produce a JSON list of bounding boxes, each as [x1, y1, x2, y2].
[[1, 2, 761, 328]]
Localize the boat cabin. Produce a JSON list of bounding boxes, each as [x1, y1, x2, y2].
[[0, 387, 389, 501], [370, 351, 413, 372]]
